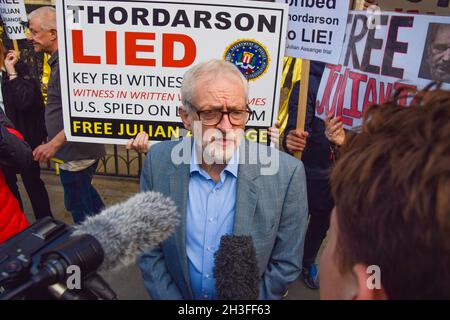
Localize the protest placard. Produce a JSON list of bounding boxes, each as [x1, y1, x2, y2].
[[0, 0, 28, 39], [316, 11, 450, 129], [377, 0, 450, 15], [56, 0, 288, 144], [276, 0, 350, 64]]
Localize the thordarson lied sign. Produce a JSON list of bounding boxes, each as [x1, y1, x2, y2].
[[56, 0, 289, 144]]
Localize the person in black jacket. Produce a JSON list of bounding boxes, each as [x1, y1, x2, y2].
[[0, 108, 31, 243], [282, 61, 333, 290], [1, 45, 53, 220], [0, 108, 33, 176]]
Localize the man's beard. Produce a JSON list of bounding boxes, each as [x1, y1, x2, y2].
[[433, 63, 450, 82], [193, 124, 243, 165]]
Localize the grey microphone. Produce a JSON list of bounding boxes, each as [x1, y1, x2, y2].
[[72, 191, 179, 272]]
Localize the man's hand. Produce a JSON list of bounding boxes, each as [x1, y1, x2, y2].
[[268, 125, 280, 149], [285, 129, 309, 153], [127, 131, 150, 153], [33, 141, 59, 162], [5, 50, 20, 77], [363, 0, 378, 9], [325, 114, 346, 146], [350, 0, 378, 10], [33, 130, 66, 162]]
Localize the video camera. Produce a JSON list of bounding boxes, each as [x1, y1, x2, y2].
[[0, 217, 117, 300]]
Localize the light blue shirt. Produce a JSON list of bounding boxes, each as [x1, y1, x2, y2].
[[186, 148, 239, 300]]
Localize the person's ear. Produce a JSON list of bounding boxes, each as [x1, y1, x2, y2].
[[50, 29, 57, 41], [179, 108, 192, 131], [352, 264, 388, 300]]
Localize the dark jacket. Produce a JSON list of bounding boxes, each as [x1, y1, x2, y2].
[[0, 109, 31, 244], [2, 61, 46, 149], [0, 109, 32, 172], [282, 61, 333, 180]]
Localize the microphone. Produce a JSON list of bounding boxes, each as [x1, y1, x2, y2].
[[0, 191, 179, 300], [72, 191, 179, 272], [214, 235, 260, 300]]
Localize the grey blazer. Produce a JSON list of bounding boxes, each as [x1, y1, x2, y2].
[[138, 138, 308, 300]]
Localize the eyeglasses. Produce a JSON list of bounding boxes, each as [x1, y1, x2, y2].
[[189, 103, 253, 126]]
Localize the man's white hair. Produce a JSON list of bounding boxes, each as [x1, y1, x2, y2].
[[180, 59, 249, 114], [28, 6, 57, 31]]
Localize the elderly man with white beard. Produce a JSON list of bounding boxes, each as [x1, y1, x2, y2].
[[138, 59, 308, 300]]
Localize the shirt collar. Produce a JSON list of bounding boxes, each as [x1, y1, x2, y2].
[[190, 144, 239, 179]]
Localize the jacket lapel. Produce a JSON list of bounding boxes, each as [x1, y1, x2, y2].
[[233, 142, 259, 235], [169, 162, 191, 295]]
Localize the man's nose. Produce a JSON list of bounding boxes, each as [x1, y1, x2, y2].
[[216, 112, 233, 131]]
